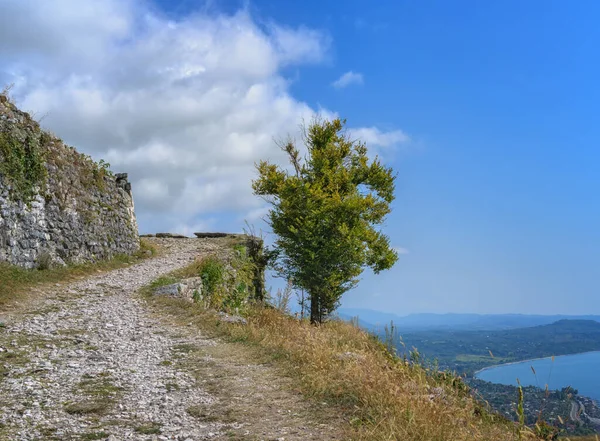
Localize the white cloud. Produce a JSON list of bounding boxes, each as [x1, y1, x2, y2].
[[332, 71, 364, 89], [269, 24, 330, 65], [1, 0, 406, 233], [393, 246, 410, 255], [245, 206, 271, 223], [349, 127, 410, 147]]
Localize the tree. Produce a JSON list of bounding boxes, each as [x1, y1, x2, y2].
[[252, 118, 398, 324]]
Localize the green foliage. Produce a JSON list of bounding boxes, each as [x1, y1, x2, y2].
[[194, 247, 258, 312], [91, 158, 112, 189], [253, 118, 398, 323], [198, 256, 225, 302], [0, 130, 47, 202], [533, 420, 559, 440], [228, 243, 259, 309], [149, 275, 179, 291]]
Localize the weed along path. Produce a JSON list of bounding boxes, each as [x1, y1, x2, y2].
[[0, 238, 344, 441]]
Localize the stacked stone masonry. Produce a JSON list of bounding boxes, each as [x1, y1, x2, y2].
[[0, 95, 139, 268]]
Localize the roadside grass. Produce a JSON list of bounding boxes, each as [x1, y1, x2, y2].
[[0, 238, 158, 309], [134, 422, 162, 435], [64, 372, 124, 416], [140, 262, 540, 441], [0, 331, 64, 378]]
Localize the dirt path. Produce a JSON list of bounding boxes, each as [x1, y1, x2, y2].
[[0, 239, 343, 441], [570, 400, 581, 423]]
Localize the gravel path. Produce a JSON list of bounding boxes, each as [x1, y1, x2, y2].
[[0, 239, 342, 441]]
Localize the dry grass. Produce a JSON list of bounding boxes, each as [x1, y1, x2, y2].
[[64, 372, 124, 416], [143, 284, 540, 441], [226, 307, 535, 441], [0, 238, 158, 309]]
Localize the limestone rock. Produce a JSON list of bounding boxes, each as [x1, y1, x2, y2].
[[194, 232, 229, 238], [153, 277, 202, 301], [0, 97, 140, 269], [218, 312, 248, 325], [156, 233, 188, 239]]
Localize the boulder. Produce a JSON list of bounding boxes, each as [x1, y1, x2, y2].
[[153, 277, 202, 301], [218, 312, 248, 325], [155, 232, 188, 238], [193, 232, 229, 238]]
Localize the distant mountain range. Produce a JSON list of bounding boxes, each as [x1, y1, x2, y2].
[[336, 308, 600, 332]]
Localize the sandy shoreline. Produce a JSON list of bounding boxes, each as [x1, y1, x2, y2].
[[474, 350, 600, 376]]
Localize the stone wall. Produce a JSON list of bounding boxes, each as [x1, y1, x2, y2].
[[0, 94, 139, 268]]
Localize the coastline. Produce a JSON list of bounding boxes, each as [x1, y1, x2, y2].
[[473, 350, 600, 376]]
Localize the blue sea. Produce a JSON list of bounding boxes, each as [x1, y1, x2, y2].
[[475, 351, 600, 401]]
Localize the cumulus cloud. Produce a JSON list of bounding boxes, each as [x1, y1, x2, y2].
[[1, 0, 405, 233], [332, 71, 364, 89], [348, 127, 409, 147], [393, 246, 410, 255]]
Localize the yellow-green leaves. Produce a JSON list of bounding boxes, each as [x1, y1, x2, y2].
[[252, 118, 398, 323]]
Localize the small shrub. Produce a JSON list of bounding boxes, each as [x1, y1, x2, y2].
[[270, 280, 293, 314], [223, 280, 248, 311], [136, 238, 159, 258], [198, 256, 225, 306], [36, 251, 53, 270]]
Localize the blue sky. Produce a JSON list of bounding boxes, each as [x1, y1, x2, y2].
[[2, 0, 598, 315], [220, 0, 600, 316]]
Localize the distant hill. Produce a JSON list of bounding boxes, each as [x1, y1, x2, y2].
[[336, 308, 600, 332], [393, 319, 600, 374]]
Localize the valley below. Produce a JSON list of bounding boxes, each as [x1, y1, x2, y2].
[[342, 309, 600, 436]]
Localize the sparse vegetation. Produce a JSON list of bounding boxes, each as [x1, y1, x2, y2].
[[141, 258, 543, 441], [270, 280, 294, 314], [0, 129, 47, 202], [134, 422, 162, 435], [143, 239, 257, 312], [0, 238, 158, 308], [81, 432, 110, 440], [64, 373, 123, 415]]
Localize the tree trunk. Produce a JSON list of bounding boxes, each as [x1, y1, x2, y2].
[[299, 289, 305, 320], [310, 292, 320, 324]]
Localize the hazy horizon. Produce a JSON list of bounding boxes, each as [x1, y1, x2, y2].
[[337, 308, 600, 318]]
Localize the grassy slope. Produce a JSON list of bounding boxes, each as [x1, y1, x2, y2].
[[141, 263, 541, 441]]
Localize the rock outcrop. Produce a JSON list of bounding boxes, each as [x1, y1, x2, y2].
[[0, 95, 139, 268]]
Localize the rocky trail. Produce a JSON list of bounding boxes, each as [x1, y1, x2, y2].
[[0, 239, 342, 441]]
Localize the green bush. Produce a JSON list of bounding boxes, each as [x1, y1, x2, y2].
[[0, 131, 47, 202], [198, 257, 225, 306]]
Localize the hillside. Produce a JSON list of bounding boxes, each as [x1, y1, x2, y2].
[[337, 308, 600, 332], [396, 319, 600, 374], [0, 237, 546, 440]]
